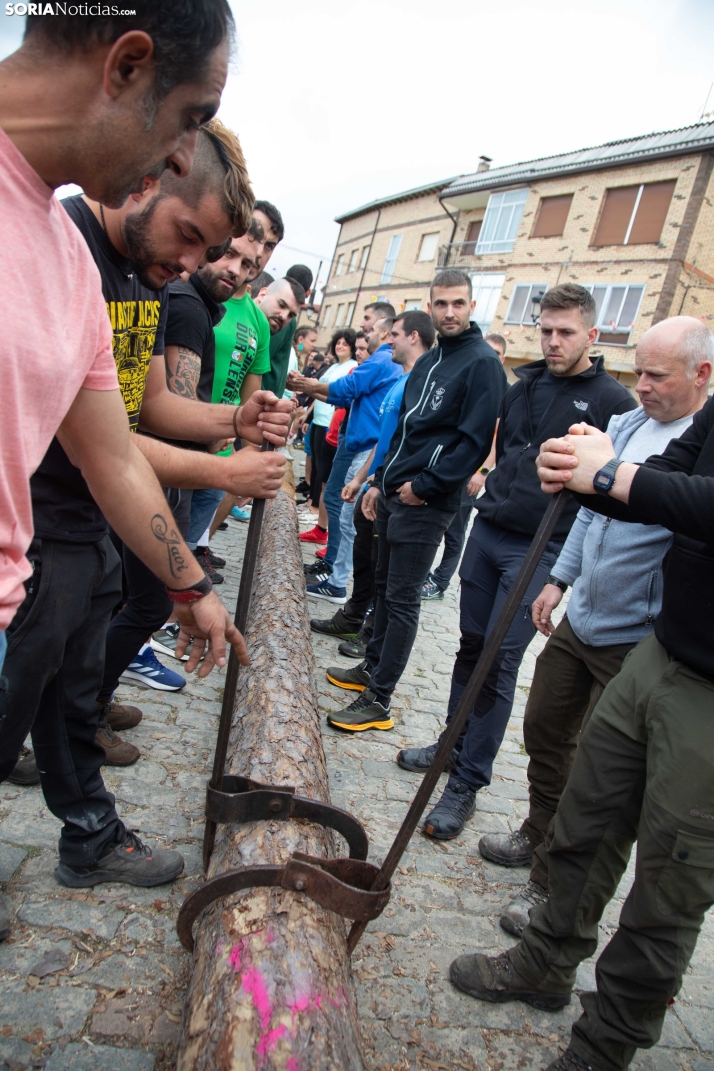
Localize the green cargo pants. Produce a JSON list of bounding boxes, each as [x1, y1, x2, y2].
[[510, 633, 714, 1071]]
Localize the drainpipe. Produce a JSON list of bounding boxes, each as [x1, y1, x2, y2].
[[439, 197, 460, 267], [317, 225, 341, 330], [349, 207, 381, 328]]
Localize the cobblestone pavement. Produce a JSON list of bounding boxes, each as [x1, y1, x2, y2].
[[0, 460, 712, 1070]]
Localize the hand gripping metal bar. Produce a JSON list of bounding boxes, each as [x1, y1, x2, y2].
[[347, 491, 568, 953], [205, 775, 370, 860], [177, 852, 392, 952]]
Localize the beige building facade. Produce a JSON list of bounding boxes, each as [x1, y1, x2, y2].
[[318, 124, 714, 386]]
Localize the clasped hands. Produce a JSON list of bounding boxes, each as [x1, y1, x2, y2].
[[537, 422, 619, 494]]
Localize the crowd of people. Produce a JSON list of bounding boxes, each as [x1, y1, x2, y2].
[[1, 6, 713, 1071]]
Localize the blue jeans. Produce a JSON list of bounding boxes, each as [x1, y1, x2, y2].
[[446, 516, 560, 793], [188, 487, 225, 547], [323, 437, 356, 569], [329, 449, 372, 589]]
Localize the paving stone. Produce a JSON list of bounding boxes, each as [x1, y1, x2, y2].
[[675, 1004, 714, 1053], [44, 1042, 155, 1071], [0, 845, 28, 883], [18, 900, 123, 941], [0, 937, 73, 977], [0, 1035, 34, 1069], [81, 952, 181, 991], [0, 980, 95, 1039]]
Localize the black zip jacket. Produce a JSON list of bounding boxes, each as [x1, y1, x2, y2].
[[374, 323, 507, 511], [575, 397, 714, 680], [477, 355, 636, 541]]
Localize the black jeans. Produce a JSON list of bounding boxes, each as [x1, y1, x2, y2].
[[365, 493, 454, 703], [0, 537, 125, 866], [339, 489, 378, 629], [98, 486, 190, 701], [431, 495, 477, 591]]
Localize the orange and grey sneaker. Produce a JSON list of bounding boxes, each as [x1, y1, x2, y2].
[[327, 689, 393, 732], [55, 829, 184, 888], [325, 660, 371, 691]]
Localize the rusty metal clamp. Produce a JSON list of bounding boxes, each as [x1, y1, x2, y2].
[[177, 852, 391, 952], [205, 775, 370, 861]]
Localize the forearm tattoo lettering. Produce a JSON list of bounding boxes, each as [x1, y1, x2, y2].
[[151, 514, 190, 580], [166, 346, 201, 399]]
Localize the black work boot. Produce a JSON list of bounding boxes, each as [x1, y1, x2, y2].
[[449, 950, 571, 1010], [326, 689, 393, 732], [8, 747, 40, 786], [325, 659, 371, 691], [397, 735, 460, 773], [479, 829, 535, 867], [423, 777, 476, 839], [545, 1050, 597, 1070], [55, 829, 184, 888], [310, 607, 361, 640]]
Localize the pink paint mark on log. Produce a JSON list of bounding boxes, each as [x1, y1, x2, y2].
[[264, 928, 276, 945], [287, 991, 311, 1022], [242, 966, 273, 1032], [286, 1058, 301, 1071], [256, 1023, 287, 1059], [229, 944, 243, 973]]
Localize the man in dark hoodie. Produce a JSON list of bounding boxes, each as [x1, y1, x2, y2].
[[324, 269, 507, 732], [397, 284, 636, 839]]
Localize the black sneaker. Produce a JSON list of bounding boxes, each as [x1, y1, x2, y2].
[[55, 830, 184, 888], [295, 479, 310, 495], [423, 778, 476, 839], [327, 689, 393, 732], [217, 522, 228, 531], [449, 950, 570, 1010], [304, 561, 332, 578], [545, 1050, 597, 1071], [325, 660, 371, 691], [396, 738, 459, 773], [201, 546, 226, 569], [421, 575, 445, 601], [8, 746, 40, 786], [310, 618, 359, 640], [338, 636, 367, 659], [194, 548, 223, 585]]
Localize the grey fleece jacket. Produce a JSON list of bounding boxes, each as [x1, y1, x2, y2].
[[553, 406, 691, 647]]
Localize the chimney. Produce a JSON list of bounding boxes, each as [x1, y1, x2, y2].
[[477, 155, 492, 172]]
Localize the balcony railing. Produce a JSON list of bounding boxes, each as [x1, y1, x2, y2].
[[437, 242, 483, 268]]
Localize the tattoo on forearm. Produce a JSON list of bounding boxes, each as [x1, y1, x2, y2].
[[166, 346, 201, 399], [151, 514, 190, 580]]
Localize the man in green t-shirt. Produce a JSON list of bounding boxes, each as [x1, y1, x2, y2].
[[260, 264, 313, 397], [212, 289, 272, 408]]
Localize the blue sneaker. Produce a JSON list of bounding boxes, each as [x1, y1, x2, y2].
[[306, 578, 347, 605], [230, 506, 251, 522], [120, 646, 186, 691]]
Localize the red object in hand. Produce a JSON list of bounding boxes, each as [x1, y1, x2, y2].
[[299, 525, 328, 544]]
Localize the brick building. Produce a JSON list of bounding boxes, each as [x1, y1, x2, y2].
[[318, 122, 714, 385]]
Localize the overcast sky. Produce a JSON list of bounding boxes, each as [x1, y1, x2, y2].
[[2, 0, 713, 300]]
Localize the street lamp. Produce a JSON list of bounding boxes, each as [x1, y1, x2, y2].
[[530, 289, 545, 325]]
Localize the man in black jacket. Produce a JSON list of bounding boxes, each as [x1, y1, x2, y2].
[[450, 358, 714, 1071], [397, 284, 636, 839], [324, 270, 507, 732]]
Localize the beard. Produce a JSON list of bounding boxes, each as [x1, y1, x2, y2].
[[121, 195, 182, 289], [199, 266, 239, 303], [544, 346, 588, 376]]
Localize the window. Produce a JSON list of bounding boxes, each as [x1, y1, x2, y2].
[[532, 194, 573, 238], [470, 272, 506, 332], [334, 253, 345, 277], [592, 181, 676, 246], [345, 301, 355, 325], [322, 305, 332, 328], [505, 283, 549, 324], [380, 233, 403, 283], [403, 298, 421, 311], [417, 232, 439, 262], [335, 303, 346, 326], [583, 283, 645, 345], [476, 189, 528, 254], [348, 248, 360, 272], [360, 245, 370, 269], [463, 220, 483, 254]]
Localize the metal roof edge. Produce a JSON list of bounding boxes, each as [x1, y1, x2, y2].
[[334, 177, 458, 224]]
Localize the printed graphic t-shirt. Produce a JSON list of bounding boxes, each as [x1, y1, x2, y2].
[[212, 292, 271, 457], [31, 195, 168, 542], [0, 130, 118, 629]]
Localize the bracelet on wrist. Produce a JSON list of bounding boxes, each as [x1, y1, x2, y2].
[[166, 574, 213, 603], [546, 574, 568, 593], [232, 406, 240, 440]]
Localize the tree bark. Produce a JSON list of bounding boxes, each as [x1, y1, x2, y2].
[[178, 477, 366, 1071]]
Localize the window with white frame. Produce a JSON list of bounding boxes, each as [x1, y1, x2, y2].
[[470, 272, 506, 333], [360, 245, 370, 269], [417, 232, 439, 262], [334, 254, 345, 277], [380, 233, 403, 283], [476, 189, 528, 255], [346, 301, 355, 325], [335, 303, 346, 327], [322, 305, 333, 328], [348, 249, 360, 272], [505, 283, 549, 325], [583, 283, 645, 345]]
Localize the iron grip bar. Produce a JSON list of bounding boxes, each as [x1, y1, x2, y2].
[[203, 440, 275, 870], [347, 490, 567, 953]]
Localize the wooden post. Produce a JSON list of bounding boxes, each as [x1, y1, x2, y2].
[[178, 476, 366, 1071]]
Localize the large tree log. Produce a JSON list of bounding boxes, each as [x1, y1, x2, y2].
[[178, 478, 366, 1071]]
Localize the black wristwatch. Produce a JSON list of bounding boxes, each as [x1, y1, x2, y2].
[[479, 466, 490, 475], [593, 458, 624, 496], [546, 574, 568, 592]]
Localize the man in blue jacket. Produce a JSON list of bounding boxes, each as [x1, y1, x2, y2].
[[324, 270, 507, 732], [288, 314, 402, 603], [478, 315, 711, 936], [397, 284, 636, 838]]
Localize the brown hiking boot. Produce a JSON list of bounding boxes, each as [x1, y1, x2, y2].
[[95, 719, 140, 767], [100, 700, 142, 731], [449, 950, 570, 1010]]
